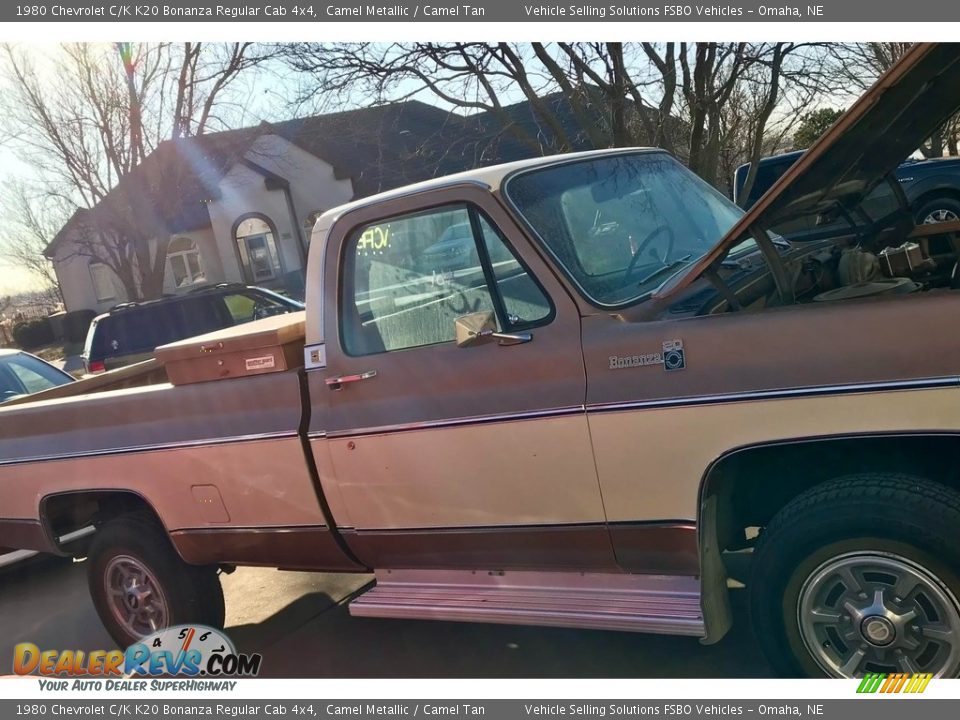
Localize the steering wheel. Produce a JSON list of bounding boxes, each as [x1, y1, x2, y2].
[[252, 302, 285, 321], [623, 224, 676, 281]]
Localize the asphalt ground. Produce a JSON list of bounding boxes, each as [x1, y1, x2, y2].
[[0, 556, 772, 678]]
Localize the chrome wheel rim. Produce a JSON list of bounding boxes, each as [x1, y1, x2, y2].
[[103, 555, 170, 639], [797, 551, 960, 677], [923, 208, 960, 224]]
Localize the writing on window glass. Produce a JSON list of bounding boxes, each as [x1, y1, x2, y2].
[[357, 224, 391, 255]]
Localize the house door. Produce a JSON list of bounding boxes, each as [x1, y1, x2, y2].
[[235, 216, 282, 283]]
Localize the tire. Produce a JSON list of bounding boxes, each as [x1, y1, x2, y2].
[[87, 513, 225, 648], [913, 196, 960, 225], [750, 474, 960, 678]]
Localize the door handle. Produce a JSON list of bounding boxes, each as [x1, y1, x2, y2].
[[325, 370, 377, 389]]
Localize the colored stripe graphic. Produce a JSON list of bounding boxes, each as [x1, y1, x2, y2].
[[856, 672, 933, 693]]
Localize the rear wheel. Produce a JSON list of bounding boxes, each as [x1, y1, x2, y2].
[[914, 196, 960, 225], [750, 474, 960, 678], [87, 513, 225, 648]]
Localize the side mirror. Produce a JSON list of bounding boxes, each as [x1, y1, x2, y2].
[[455, 311, 532, 348]]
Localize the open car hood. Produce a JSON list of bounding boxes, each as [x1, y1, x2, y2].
[[656, 42, 960, 300]]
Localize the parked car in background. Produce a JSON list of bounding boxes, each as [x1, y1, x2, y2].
[[734, 149, 960, 225], [82, 283, 304, 374], [0, 350, 75, 568], [419, 221, 477, 272], [0, 349, 74, 403]]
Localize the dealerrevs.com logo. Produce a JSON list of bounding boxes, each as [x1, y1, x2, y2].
[[13, 625, 262, 691]]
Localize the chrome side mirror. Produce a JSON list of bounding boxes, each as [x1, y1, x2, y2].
[[455, 311, 532, 348]]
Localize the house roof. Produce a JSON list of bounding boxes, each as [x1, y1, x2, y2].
[[268, 101, 489, 195], [46, 101, 488, 256], [45, 127, 262, 256], [46, 93, 650, 257]]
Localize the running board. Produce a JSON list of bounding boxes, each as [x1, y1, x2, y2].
[[349, 569, 704, 637]]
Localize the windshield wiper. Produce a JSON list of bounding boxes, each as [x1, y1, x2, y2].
[[636, 254, 693, 288]]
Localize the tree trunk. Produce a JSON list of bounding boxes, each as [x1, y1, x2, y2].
[[738, 44, 786, 206]]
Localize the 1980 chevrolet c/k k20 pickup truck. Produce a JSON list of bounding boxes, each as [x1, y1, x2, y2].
[[5, 43, 960, 679]]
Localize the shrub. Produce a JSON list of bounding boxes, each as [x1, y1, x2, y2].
[[12, 318, 55, 350]]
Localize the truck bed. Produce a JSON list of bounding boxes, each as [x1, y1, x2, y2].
[[0, 369, 360, 572]]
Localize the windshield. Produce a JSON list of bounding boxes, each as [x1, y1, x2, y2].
[[505, 152, 746, 306]]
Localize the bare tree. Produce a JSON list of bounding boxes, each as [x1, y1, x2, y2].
[[0, 184, 67, 302], [281, 42, 680, 156], [826, 43, 955, 157], [0, 42, 275, 302], [281, 42, 829, 190]]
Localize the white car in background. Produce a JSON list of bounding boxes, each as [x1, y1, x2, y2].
[[0, 349, 76, 568], [0, 348, 75, 403]]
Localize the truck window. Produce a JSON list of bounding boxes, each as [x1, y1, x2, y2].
[[506, 151, 745, 307], [341, 204, 550, 356], [476, 215, 551, 326]]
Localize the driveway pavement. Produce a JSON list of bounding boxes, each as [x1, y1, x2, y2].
[[0, 558, 771, 678], [50, 354, 84, 373]]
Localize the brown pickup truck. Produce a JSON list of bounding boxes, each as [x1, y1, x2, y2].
[[4, 42, 960, 679]]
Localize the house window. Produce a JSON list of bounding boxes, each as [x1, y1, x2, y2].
[[234, 215, 282, 284], [90, 263, 116, 302], [167, 237, 206, 288]]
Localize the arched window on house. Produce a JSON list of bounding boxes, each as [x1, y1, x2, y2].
[[166, 237, 206, 288], [234, 215, 282, 284]]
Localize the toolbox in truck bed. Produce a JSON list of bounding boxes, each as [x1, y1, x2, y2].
[[155, 311, 306, 386]]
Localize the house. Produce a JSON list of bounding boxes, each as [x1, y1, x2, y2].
[[45, 94, 664, 314]]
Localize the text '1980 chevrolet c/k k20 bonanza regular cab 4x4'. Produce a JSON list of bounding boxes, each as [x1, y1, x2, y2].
[[5, 43, 960, 679]]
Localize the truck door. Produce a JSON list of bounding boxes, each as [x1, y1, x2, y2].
[[307, 185, 615, 571]]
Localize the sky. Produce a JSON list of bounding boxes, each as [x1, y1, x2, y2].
[[0, 42, 295, 297], [0, 260, 37, 296]]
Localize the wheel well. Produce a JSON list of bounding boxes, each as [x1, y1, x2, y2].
[[911, 187, 960, 215], [702, 434, 960, 554], [40, 490, 164, 556]]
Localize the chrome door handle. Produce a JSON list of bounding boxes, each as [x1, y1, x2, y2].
[[325, 370, 377, 389]]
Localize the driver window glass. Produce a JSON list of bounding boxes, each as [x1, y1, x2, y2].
[[341, 205, 498, 356]]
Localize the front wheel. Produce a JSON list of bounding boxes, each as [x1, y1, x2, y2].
[[87, 513, 225, 648], [914, 196, 960, 225], [750, 474, 960, 678]]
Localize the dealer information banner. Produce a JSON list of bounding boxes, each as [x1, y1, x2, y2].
[[1, 701, 959, 719], [1, 0, 957, 23]]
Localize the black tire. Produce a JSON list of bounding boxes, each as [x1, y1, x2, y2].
[[913, 196, 960, 225], [87, 513, 225, 648], [750, 474, 960, 678]]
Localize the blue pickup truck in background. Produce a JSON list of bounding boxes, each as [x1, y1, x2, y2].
[[734, 149, 960, 225]]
